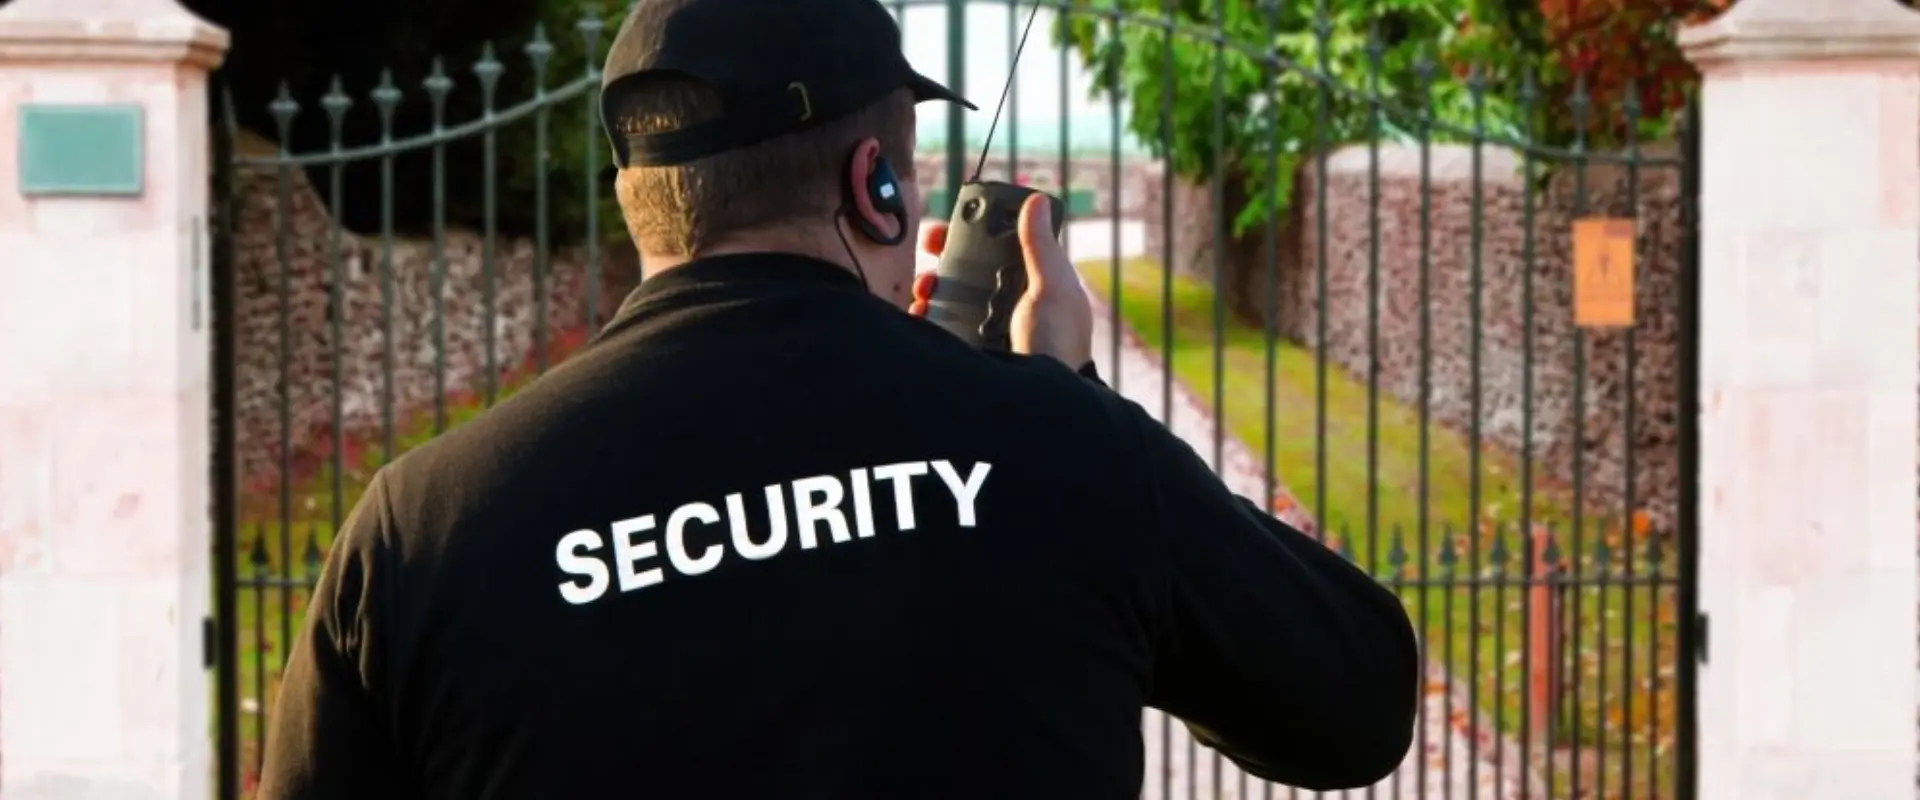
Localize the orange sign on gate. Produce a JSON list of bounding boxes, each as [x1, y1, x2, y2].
[[1572, 217, 1636, 329]]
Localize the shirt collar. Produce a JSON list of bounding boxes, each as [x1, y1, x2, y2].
[[618, 253, 860, 308], [605, 251, 867, 328]]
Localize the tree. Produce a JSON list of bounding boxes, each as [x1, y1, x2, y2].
[[1454, 0, 1732, 147], [1053, 0, 1521, 320]]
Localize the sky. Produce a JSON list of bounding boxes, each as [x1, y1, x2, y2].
[[895, 5, 1145, 157]]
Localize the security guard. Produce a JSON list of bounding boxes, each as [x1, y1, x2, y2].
[[259, 0, 1419, 796]]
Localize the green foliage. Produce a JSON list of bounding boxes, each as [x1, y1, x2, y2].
[[1054, 0, 1527, 236]]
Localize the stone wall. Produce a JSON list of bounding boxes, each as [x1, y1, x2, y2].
[[230, 132, 600, 490], [1147, 143, 1687, 534], [1296, 143, 1687, 534]]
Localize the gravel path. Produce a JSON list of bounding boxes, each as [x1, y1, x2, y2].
[[1087, 299, 1544, 800]]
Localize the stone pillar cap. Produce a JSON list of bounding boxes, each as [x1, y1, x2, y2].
[[1681, 0, 1920, 66], [0, 0, 228, 69]]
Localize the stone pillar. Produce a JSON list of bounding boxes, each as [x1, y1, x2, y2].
[[1680, 1, 1920, 797], [0, 0, 228, 797]]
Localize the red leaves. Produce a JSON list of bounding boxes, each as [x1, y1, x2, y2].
[[1532, 0, 1734, 142]]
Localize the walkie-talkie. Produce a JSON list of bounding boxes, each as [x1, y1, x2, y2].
[[923, 1, 1067, 351]]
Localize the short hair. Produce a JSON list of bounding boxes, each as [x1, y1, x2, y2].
[[610, 78, 916, 258]]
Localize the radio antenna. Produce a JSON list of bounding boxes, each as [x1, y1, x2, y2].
[[969, 1, 1044, 183]]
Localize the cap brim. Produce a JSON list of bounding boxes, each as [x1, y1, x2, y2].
[[908, 72, 976, 110]]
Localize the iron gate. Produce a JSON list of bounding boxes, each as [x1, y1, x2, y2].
[[209, 1, 1701, 797]]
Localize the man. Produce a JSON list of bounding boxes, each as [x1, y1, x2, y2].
[[258, 0, 1419, 796]]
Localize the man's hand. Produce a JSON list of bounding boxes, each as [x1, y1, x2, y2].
[[910, 194, 1094, 368]]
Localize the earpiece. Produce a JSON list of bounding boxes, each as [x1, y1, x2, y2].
[[869, 157, 906, 216], [845, 150, 910, 247]]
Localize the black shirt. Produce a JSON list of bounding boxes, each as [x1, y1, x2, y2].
[[259, 252, 1419, 799]]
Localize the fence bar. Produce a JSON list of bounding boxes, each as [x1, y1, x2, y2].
[[1413, 54, 1434, 800], [478, 43, 503, 404], [1362, 34, 1385, 794], [427, 60, 452, 433], [1310, 0, 1330, 543], [268, 87, 298, 774], [944, 0, 967, 203], [375, 72, 400, 461], [324, 79, 350, 534], [1464, 65, 1487, 800], [529, 28, 554, 372], [1673, 96, 1701, 800], [1515, 69, 1539, 800], [1208, 1, 1228, 791], [1612, 81, 1646, 799], [579, 10, 604, 330], [1056, 24, 1069, 246], [1105, 10, 1122, 395], [1005, 0, 1019, 182], [212, 80, 242, 800], [1565, 71, 1592, 800], [1156, 4, 1176, 792]]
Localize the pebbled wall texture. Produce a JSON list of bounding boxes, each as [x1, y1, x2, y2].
[[1144, 142, 1688, 536], [228, 131, 608, 493]]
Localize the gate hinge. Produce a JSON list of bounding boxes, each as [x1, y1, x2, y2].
[[203, 615, 217, 669], [1694, 612, 1709, 665]]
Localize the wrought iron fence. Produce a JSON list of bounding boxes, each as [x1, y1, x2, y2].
[[209, 1, 1700, 798]]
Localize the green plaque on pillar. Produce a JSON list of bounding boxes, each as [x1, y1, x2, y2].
[[17, 104, 144, 197]]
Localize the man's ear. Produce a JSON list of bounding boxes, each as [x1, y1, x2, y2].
[[845, 137, 900, 240]]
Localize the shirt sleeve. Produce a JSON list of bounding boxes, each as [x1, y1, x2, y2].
[[1122, 401, 1420, 790], [257, 469, 408, 800]]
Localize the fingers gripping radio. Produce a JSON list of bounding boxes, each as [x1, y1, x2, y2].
[[924, 182, 1066, 350]]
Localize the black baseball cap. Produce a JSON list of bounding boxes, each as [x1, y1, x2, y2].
[[600, 0, 977, 168]]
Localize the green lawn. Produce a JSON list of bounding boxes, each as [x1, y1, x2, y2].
[[1080, 257, 1682, 798]]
